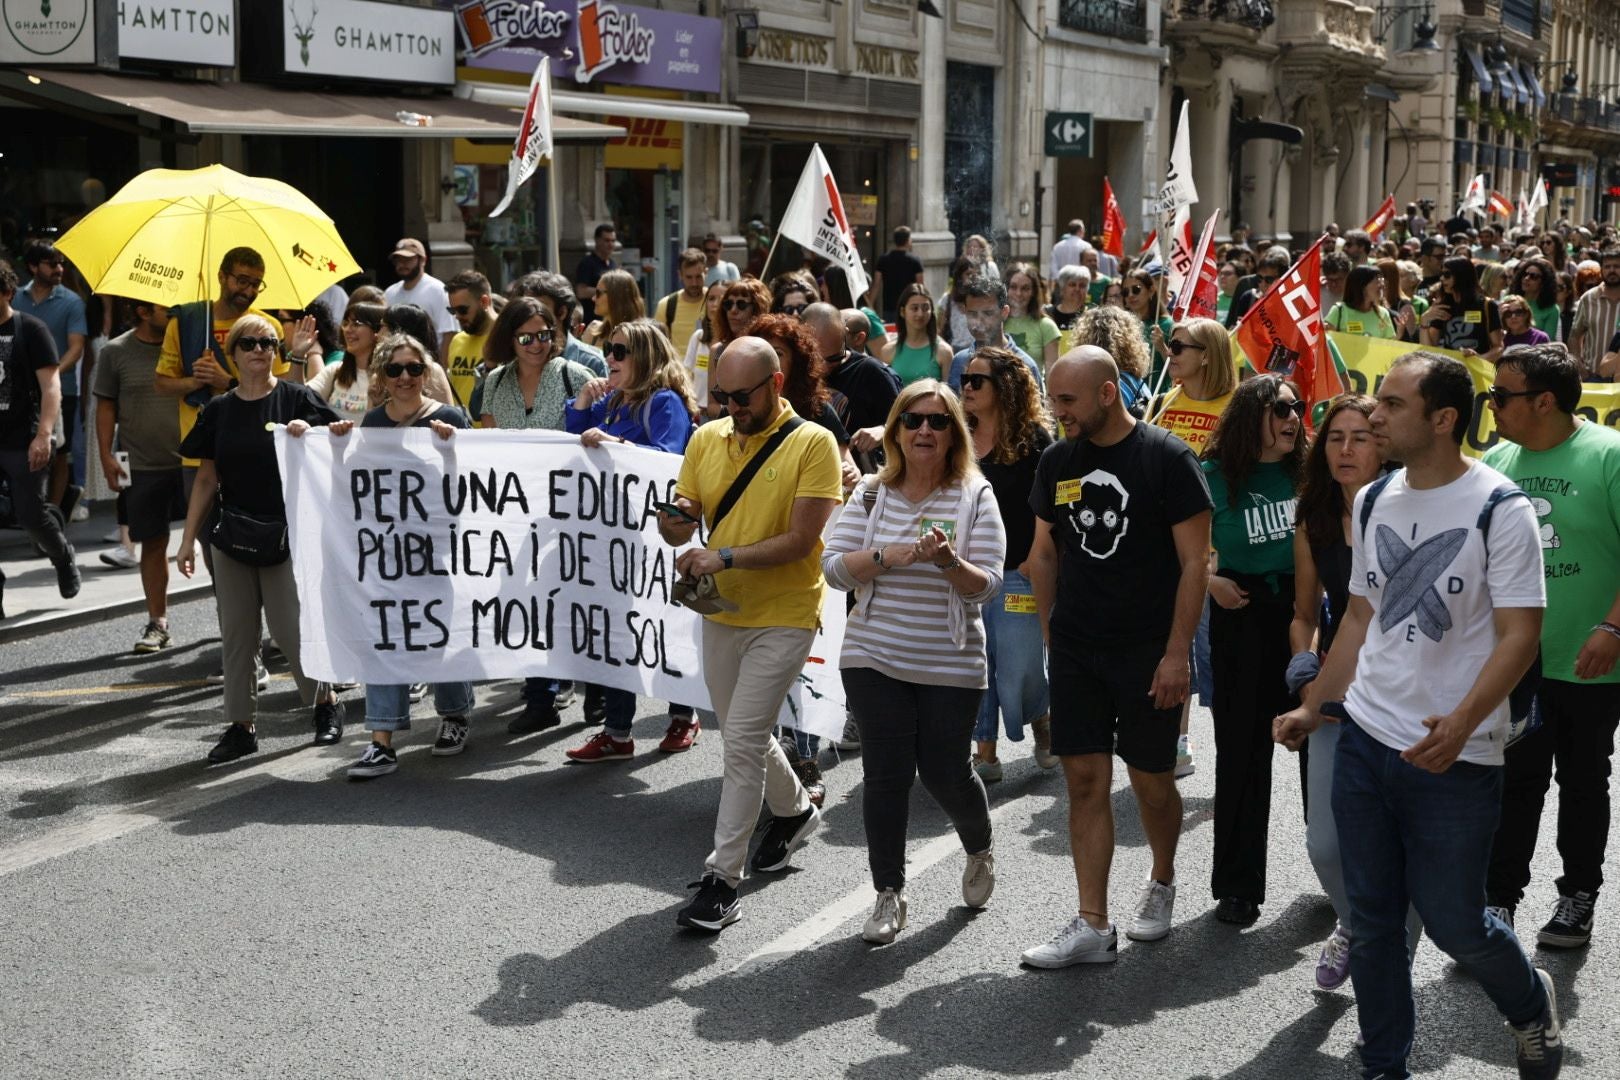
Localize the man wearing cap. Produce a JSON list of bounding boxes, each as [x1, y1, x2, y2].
[[384, 238, 456, 360]]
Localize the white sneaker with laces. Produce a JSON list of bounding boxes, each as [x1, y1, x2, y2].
[[1126, 878, 1176, 942], [1175, 734, 1195, 779], [962, 847, 995, 908], [862, 888, 907, 944], [1021, 915, 1118, 968], [99, 547, 138, 569], [432, 717, 469, 756]]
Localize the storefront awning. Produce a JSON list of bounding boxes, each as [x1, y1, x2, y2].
[[1501, 63, 1530, 106], [1521, 63, 1547, 109], [6, 70, 625, 140], [1464, 46, 1494, 95], [455, 80, 750, 127]]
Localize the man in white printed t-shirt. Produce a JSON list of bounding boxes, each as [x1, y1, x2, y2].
[[383, 238, 457, 361], [1275, 352, 1565, 1080]]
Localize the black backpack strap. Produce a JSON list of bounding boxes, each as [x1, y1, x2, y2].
[[710, 417, 805, 531], [1477, 482, 1531, 539], [1357, 471, 1397, 542]]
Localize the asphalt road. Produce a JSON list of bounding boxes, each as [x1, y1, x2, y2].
[[0, 595, 1612, 1079]]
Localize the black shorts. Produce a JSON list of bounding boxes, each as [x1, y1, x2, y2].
[[124, 469, 185, 543], [1048, 634, 1181, 773]]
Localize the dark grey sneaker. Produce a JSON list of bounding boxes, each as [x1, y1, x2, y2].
[[207, 723, 258, 764], [1507, 967, 1564, 1079], [676, 873, 740, 932], [432, 717, 469, 756], [347, 741, 398, 779], [133, 622, 171, 654], [1538, 891, 1595, 949], [54, 555, 81, 599], [751, 804, 821, 873], [312, 700, 344, 746]]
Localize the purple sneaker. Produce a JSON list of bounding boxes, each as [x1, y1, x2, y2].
[[1316, 923, 1352, 990]]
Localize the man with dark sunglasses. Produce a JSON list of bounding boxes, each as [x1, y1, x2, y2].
[[444, 270, 495, 413], [658, 337, 844, 932], [1224, 249, 1290, 330]]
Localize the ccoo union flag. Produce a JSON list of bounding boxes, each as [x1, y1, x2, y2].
[[1233, 234, 1343, 422]]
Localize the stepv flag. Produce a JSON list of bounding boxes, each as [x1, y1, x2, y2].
[[1100, 177, 1126, 259], [1361, 194, 1397, 239], [1173, 209, 1222, 321], [1163, 204, 1195, 311], [1156, 100, 1198, 261], [1233, 234, 1343, 425], [490, 57, 553, 219], [770, 144, 871, 305]]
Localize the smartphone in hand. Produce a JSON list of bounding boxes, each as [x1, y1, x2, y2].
[[654, 500, 699, 525]]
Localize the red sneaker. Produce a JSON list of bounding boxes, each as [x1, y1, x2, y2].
[[659, 714, 701, 753], [566, 732, 634, 762]]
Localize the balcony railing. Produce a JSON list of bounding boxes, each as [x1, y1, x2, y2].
[[1172, 0, 1275, 30], [1059, 0, 1150, 43], [1461, 0, 1541, 37]]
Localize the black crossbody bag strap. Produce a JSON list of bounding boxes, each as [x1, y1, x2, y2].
[[710, 417, 805, 531]]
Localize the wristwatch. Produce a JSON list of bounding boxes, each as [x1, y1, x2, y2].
[[873, 548, 886, 569], [936, 555, 962, 571], [720, 547, 735, 570]]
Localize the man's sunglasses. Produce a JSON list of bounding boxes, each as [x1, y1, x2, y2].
[[1168, 340, 1206, 356], [384, 361, 427, 378], [722, 299, 755, 312], [607, 342, 629, 361], [1488, 385, 1541, 408], [235, 336, 279, 354], [961, 372, 994, 391], [515, 331, 554, 347], [1257, 274, 1280, 286], [899, 412, 951, 431], [711, 374, 773, 407], [450, 303, 478, 316], [1270, 399, 1307, 420]]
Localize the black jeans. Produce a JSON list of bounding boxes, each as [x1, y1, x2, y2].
[[0, 448, 72, 566], [843, 667, 992, 892], [1209, 579, 1295, 905], [1487, 678, 1620, 908]]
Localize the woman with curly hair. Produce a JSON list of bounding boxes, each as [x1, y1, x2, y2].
[[959, 346, 1055, 782], [1508, 255, 1561, 341], [1072, 304, 1150, 413], [769, 271, 819, 316], [715, 278, 772, 357], [581, 268, 645, 349], [1200, 373, 1308, 926]]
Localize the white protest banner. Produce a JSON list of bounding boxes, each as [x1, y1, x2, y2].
[[1163, 204, 1194, 311], [776, 144, 871, 303], [1156, 100, 1198, 218], [490, 56, 554, 219], [275, 428, 846, 740], [1458, 172, 1487, 216]]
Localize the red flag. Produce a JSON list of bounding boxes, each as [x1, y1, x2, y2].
[[1234, 234, 1343, 423], [1487, 190, 1515, 218], [1137, 230, 1158, 258], [1173, 210, 1222, 321], [1361, 194, 1397, 239], [1100, 177, 1126, 258]]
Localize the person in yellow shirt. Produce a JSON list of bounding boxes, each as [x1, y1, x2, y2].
[[658, 336, 843, 932], [444, 269, 494, 414], [654, 249, 710, 344]]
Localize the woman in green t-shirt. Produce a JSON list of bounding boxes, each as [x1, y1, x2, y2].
[[1508, 256, 1562, 341], [1201, 373, 1307, 927], [879, 283, 953, 385], [1325, 266, 1397, 339], [1002, 263, 1061, 373]]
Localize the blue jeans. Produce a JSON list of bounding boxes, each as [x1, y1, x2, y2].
[[973, 569, 1050, 743], [1334, 719, 1546, 1079], [364, 682, 475, 732], [1190, 596, 1213, 707]]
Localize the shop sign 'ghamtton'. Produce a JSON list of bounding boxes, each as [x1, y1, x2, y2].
[[454, 0, 722, 95]]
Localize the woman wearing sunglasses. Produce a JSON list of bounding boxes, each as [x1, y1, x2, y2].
[[306, 300, 384, 421], [1500, 296, 1552, 349], [1421, 256, 1503, 362], [1508, 256, 1562, 342], [1124, 268, 1173, 382], [770, 271, 818, 316], [1325, 266, 1397, 340], [340, 333, 474, 778], [1150, 318, 1237, 458], [959, 347, 1055, 783], [714, 278, 773, 364], [559, 319, 702, 764], [1200, 374, 1308, 926], [821, 380, 1004, 944], [176, 315, 345, 764]]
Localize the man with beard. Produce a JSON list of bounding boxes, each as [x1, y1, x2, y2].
[[384, 238, 456, 360], [444, 270, 495, 412], [1569, 249, 1620, 379], [14, 241, 86, 509], [1020, 347, 1211, 967]]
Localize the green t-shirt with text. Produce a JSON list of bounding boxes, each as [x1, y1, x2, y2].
[[1485, 421, 1620, 683], [1203, 459, 1298, 578]]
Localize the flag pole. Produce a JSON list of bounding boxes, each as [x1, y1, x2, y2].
[[546, 160, 560, 273]]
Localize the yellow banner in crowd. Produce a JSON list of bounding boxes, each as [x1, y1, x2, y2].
[[1321, 333, 1620, 458]]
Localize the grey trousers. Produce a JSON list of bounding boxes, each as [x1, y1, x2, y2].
[[211, 549, 320, 727], [0, 448, 72, 565]]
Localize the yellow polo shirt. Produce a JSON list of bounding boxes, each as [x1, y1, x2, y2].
[[444, 328, 489, 415], [676, 401, 843, 629], [157, 306, 285, 466]]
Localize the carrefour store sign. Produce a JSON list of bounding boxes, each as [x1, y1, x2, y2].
[[119, 0, 235, 67]]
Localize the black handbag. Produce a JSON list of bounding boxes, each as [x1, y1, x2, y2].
[[211, 501, 289, 567]]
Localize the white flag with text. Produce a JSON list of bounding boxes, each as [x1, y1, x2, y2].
[[490, 57, 554, 219], [776, 144, 871, 302]]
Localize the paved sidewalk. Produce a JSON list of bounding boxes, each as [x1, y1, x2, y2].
[[0, 501, 209, 644]]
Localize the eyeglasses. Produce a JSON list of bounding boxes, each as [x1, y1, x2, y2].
[[722, 299, 755, 312], [1167, 340, 1205, 356], [899, 411, 952, 431], [711, 374, 773, 408], [1270, 399, 1307, 420], [607, 342, 629, 361], [227, 273, 265, 292], [515, 330, 554, 348], [235, 336, 279, 354], [383, 361, 427, 378], [961, 372, 993, 391], [780, 303, 808, 316], [1488, 385, 1541, 408]]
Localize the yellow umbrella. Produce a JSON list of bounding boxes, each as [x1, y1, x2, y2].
[[57, 164, 360, 310]]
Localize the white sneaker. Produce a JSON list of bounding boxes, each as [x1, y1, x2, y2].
[[98, 547, 138, 569], [1031, 715, 1059, 770], [962, 847, 995, 909], [1175, 734, 1195, 779], [1126, 878, 1176, 942], [1021, 915, 1118, 968], [862, 888, 907, 944]]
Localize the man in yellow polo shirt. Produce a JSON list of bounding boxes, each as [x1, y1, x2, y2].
[[444, 269, 494, 413], [659, 336, 844, 932]]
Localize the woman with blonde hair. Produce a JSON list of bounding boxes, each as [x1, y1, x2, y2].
[[581, 268, 645, 348], [683, 280, 729, 416], [822, 379, 1005, 944]]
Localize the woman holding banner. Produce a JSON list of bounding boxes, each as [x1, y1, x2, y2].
[[822, 380, 1004, 945], [342, 334, 474, 778], [561, 318, 701, 763], [176, 315, 344, 764], [1420, 257, 1503, 362], [1508, 256, 1562, 342], [479, 298, 601, 735], [1201, 374, 1307, 925]]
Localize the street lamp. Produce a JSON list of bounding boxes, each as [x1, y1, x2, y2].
[[1486, 37, 1513, 76], [1372, 3, 1440, 52]]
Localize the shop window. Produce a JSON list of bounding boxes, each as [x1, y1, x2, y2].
[[944, 62, 995, 254]]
